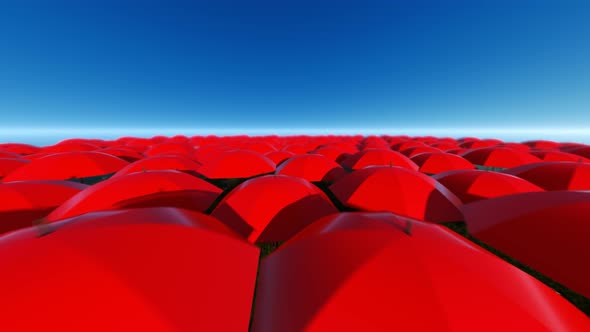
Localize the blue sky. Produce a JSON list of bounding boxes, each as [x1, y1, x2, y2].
[[2, 1, 590, 144]]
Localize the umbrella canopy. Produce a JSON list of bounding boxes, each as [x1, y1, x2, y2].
[[459, 139, 503, 149], [42, 142, 100, 153], [411, 152, 475, 174], [143, 142, 195, 157], [196, 150, 276, 179], [340, 148, 418, 171], [240, 141, 277, 154], [433, 170, 543, 204], [0, 180, 88, 234], [309, 146, 349, 161], [211, 174, 338, 243], [0, 207, 259, 331], [0, 158, 30, 179], [252, 212, 590, 332], [46, 170, 222, 221], [112, 155, 203, 178], [265, 150, 295, 166], [329, 166, 463, 223], [503, 161, 590, 190], [390, 140, 426, 151], [563, 146, 590, 159], [523, 140, 561, 149], [462, 191, 590, 299], [0, 143, 41, 155], [98, 147, 145, 162], [2, 152, 129, 182], [276, 154, 348, 183], [460, 147, 541, 168], [529, 150, 590, 162], [399, 146, 442, 158], [0, 150, 22, 158]]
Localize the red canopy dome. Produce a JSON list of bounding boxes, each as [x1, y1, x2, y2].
[[0, 158, 30, 179], [529, 150, 590, 162], [42, 142, 100, 153], [275, 154, 348, 182], [433, 170, 543, 204], [252, 212, 590, 332], [0, 143, 41, 155], [112, 155, 202, 178], [2, 152, 129, 182], [411, 152, 475, 174], [46, 170, 222, 221], [462, 191, 590, 299], [460, 147, 540, 168], [264, 150, 295, 166], [329, 166, 463, 223], [196, 150, 275, 179], [340, 148, 418, 171], [503, 161, 590, 190], [143, 142, 195, 157], [0, 180, 88, 234], [211, 175, 338, 243], [0, 207, 259, 331]]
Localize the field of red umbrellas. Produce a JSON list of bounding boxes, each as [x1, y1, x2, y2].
[[0, 134, 589, 331]]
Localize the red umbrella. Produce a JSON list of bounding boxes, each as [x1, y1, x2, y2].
[[196, 150, 275, 179], [497, 142, 531, 151], [503, 161, 590, 190], [399, 146, 442, 158], [390, 140, 425, 152], [462, 191, 590, 299], [0, 150, 21, 158], [46, 170, 222, 221], [0, 158, 30, 179], [411, 152, 475, 174], [2, 152, 129, 182], [275, 154, 347, 183], [340, 148, 418, 171], [309, 146, 349, 161], [433, 170, 543, 204], [564, 146, 590, 159], [252, 212, 590, 332], [461, 147, 540, 168], [0, 143, 41, 155], [144, 142, 195, 157], [42, 142, 100, 153], [0, 207, 259, 331], [240, 141, 277, 154], [523, 140, 561, 149], [529, 150, 590, 162], [329, 166, 463, 223], [211, 174, 338, 243], [265, 150, 295, 166], [98, 147, 145, 162], [459, 139, 503, 149], [112, 155, 202, 178], [0, 180, 88, 234]]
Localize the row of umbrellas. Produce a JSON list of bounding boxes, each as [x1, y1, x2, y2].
[[0, 135, 588, 330]]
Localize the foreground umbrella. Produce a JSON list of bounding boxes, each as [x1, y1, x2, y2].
[[2, 152, 129, 182], [276, 154, 347, 182], [196, 150, 275, 179], [252, 212, 590, 332], [0, 207, 259, 331], [433, 170, 543, 204], [329, 166, 463, 223], [0, 180, 88, 234], [47, 170, 222, 221], [462, 191, 590, 299], [503, 161, 590, 190], [211, 175, 338, 243]]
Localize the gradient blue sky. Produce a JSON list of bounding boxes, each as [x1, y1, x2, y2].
[[2, 1, 590, 144]]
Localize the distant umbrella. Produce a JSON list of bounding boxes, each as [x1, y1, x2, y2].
[[503, 161, 590, 190], [276, 154, 348, 183], [411, 152, 475, 175], [196, 150, 275, 179]]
